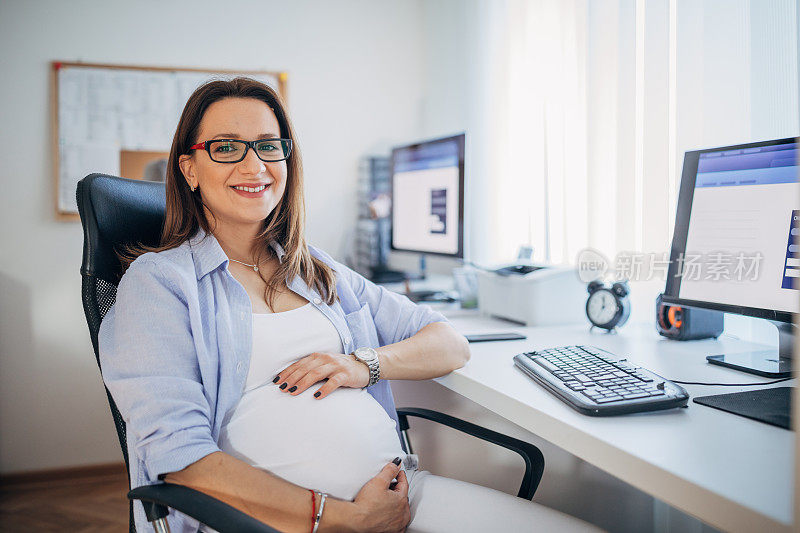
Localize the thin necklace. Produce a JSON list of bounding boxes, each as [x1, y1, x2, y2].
[[229, 258, 260, 272]]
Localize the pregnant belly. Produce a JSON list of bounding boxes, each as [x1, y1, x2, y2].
[[217, 384, 405, 501]]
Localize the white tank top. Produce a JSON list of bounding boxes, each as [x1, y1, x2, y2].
[[217, 303, 405, 501]]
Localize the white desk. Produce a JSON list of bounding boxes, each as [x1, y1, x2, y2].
[[433, 309, 793, 533]]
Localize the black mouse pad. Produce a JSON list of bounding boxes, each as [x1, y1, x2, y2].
[[693, 387, 792, 430]]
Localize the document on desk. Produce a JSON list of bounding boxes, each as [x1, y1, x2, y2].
[[465, 333, 527, 342]]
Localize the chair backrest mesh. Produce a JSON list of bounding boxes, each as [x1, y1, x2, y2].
[[82, 276, 128, 463], [83, 272, 135, 532]]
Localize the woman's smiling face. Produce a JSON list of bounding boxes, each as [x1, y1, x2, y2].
[[179, 97, 288, 231]]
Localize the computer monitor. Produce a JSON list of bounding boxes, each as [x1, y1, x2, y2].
[[662, 137, 799, 377], [390, 134, 465, 268]]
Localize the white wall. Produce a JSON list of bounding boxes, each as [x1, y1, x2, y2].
[[388, 0, 503, 275], [387, 0, 473, 276], [0, 0, 427, 474]]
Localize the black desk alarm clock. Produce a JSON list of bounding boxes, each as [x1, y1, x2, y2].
[[586, 280, 631, 331]]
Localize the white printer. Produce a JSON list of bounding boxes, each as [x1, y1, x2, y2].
[[476, 264, 587, 326]]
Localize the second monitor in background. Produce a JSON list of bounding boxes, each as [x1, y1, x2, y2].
[[391, 133, 466, 285]]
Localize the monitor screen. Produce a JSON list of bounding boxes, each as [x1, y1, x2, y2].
[[665, 137, 799, 320], [390, 134, 465, 257]]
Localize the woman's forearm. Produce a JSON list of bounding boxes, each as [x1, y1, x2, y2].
[[377, 321, 470, 381], [164, 451, 360, 532]]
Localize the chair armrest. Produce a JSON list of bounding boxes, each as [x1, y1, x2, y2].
[[128, 483, 281, 533], [396, 407, 544, 500]]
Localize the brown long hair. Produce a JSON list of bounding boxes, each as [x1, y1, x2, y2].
[[122, 77, 338, 307]]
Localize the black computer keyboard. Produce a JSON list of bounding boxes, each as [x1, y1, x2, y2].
[[513, 345, 689, 416]]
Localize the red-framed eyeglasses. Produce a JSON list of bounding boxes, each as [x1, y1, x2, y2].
[[188, 138, 292, 163]]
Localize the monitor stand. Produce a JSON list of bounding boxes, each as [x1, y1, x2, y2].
[[398, 253, 428, 282], [370, 255, 430, 285], [370, 266, 407, 284], [401, 254, 457, 302], [417, 253, 427, 280], [707, 320, 796, 378]]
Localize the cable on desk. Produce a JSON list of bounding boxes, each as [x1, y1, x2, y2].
[[668, 377, 792, 386], [458, 259, 495, 272]]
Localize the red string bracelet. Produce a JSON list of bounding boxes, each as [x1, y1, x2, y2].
[[309, 489, 316, 533]]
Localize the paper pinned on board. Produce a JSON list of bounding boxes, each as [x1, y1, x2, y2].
[[59, 142, 120, 213]]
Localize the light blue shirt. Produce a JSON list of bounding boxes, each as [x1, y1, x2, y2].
[[98, 229, 448, 532]]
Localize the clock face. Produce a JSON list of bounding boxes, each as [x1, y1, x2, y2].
[[587, 289, 619, 327]]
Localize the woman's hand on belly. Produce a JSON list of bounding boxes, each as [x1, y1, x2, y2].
[[348, 459, 411, 533], [274, 351, 369, 399]]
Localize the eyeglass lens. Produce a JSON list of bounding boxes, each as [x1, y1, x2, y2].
[[207, 140, 290, 162]]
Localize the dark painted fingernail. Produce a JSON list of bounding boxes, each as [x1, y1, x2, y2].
[[288, 386, 297, 393], [279, 383, 287, 390], [314, 391, 321, 398], [392, 457, 401, 465], [272, 375, 280, 383]]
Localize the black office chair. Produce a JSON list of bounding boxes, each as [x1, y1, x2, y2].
[[77, 173, 545, 532]]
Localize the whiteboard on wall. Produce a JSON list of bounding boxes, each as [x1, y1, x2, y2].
[[52, 61, 287, 219]]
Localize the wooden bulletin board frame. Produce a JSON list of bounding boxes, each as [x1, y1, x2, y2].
[[52, 61, 288, 221]]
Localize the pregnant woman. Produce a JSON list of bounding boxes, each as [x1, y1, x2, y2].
[[99, 77, 598, 533]]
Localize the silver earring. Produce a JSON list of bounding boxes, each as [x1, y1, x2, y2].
[[190, 184, 197, 192]]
